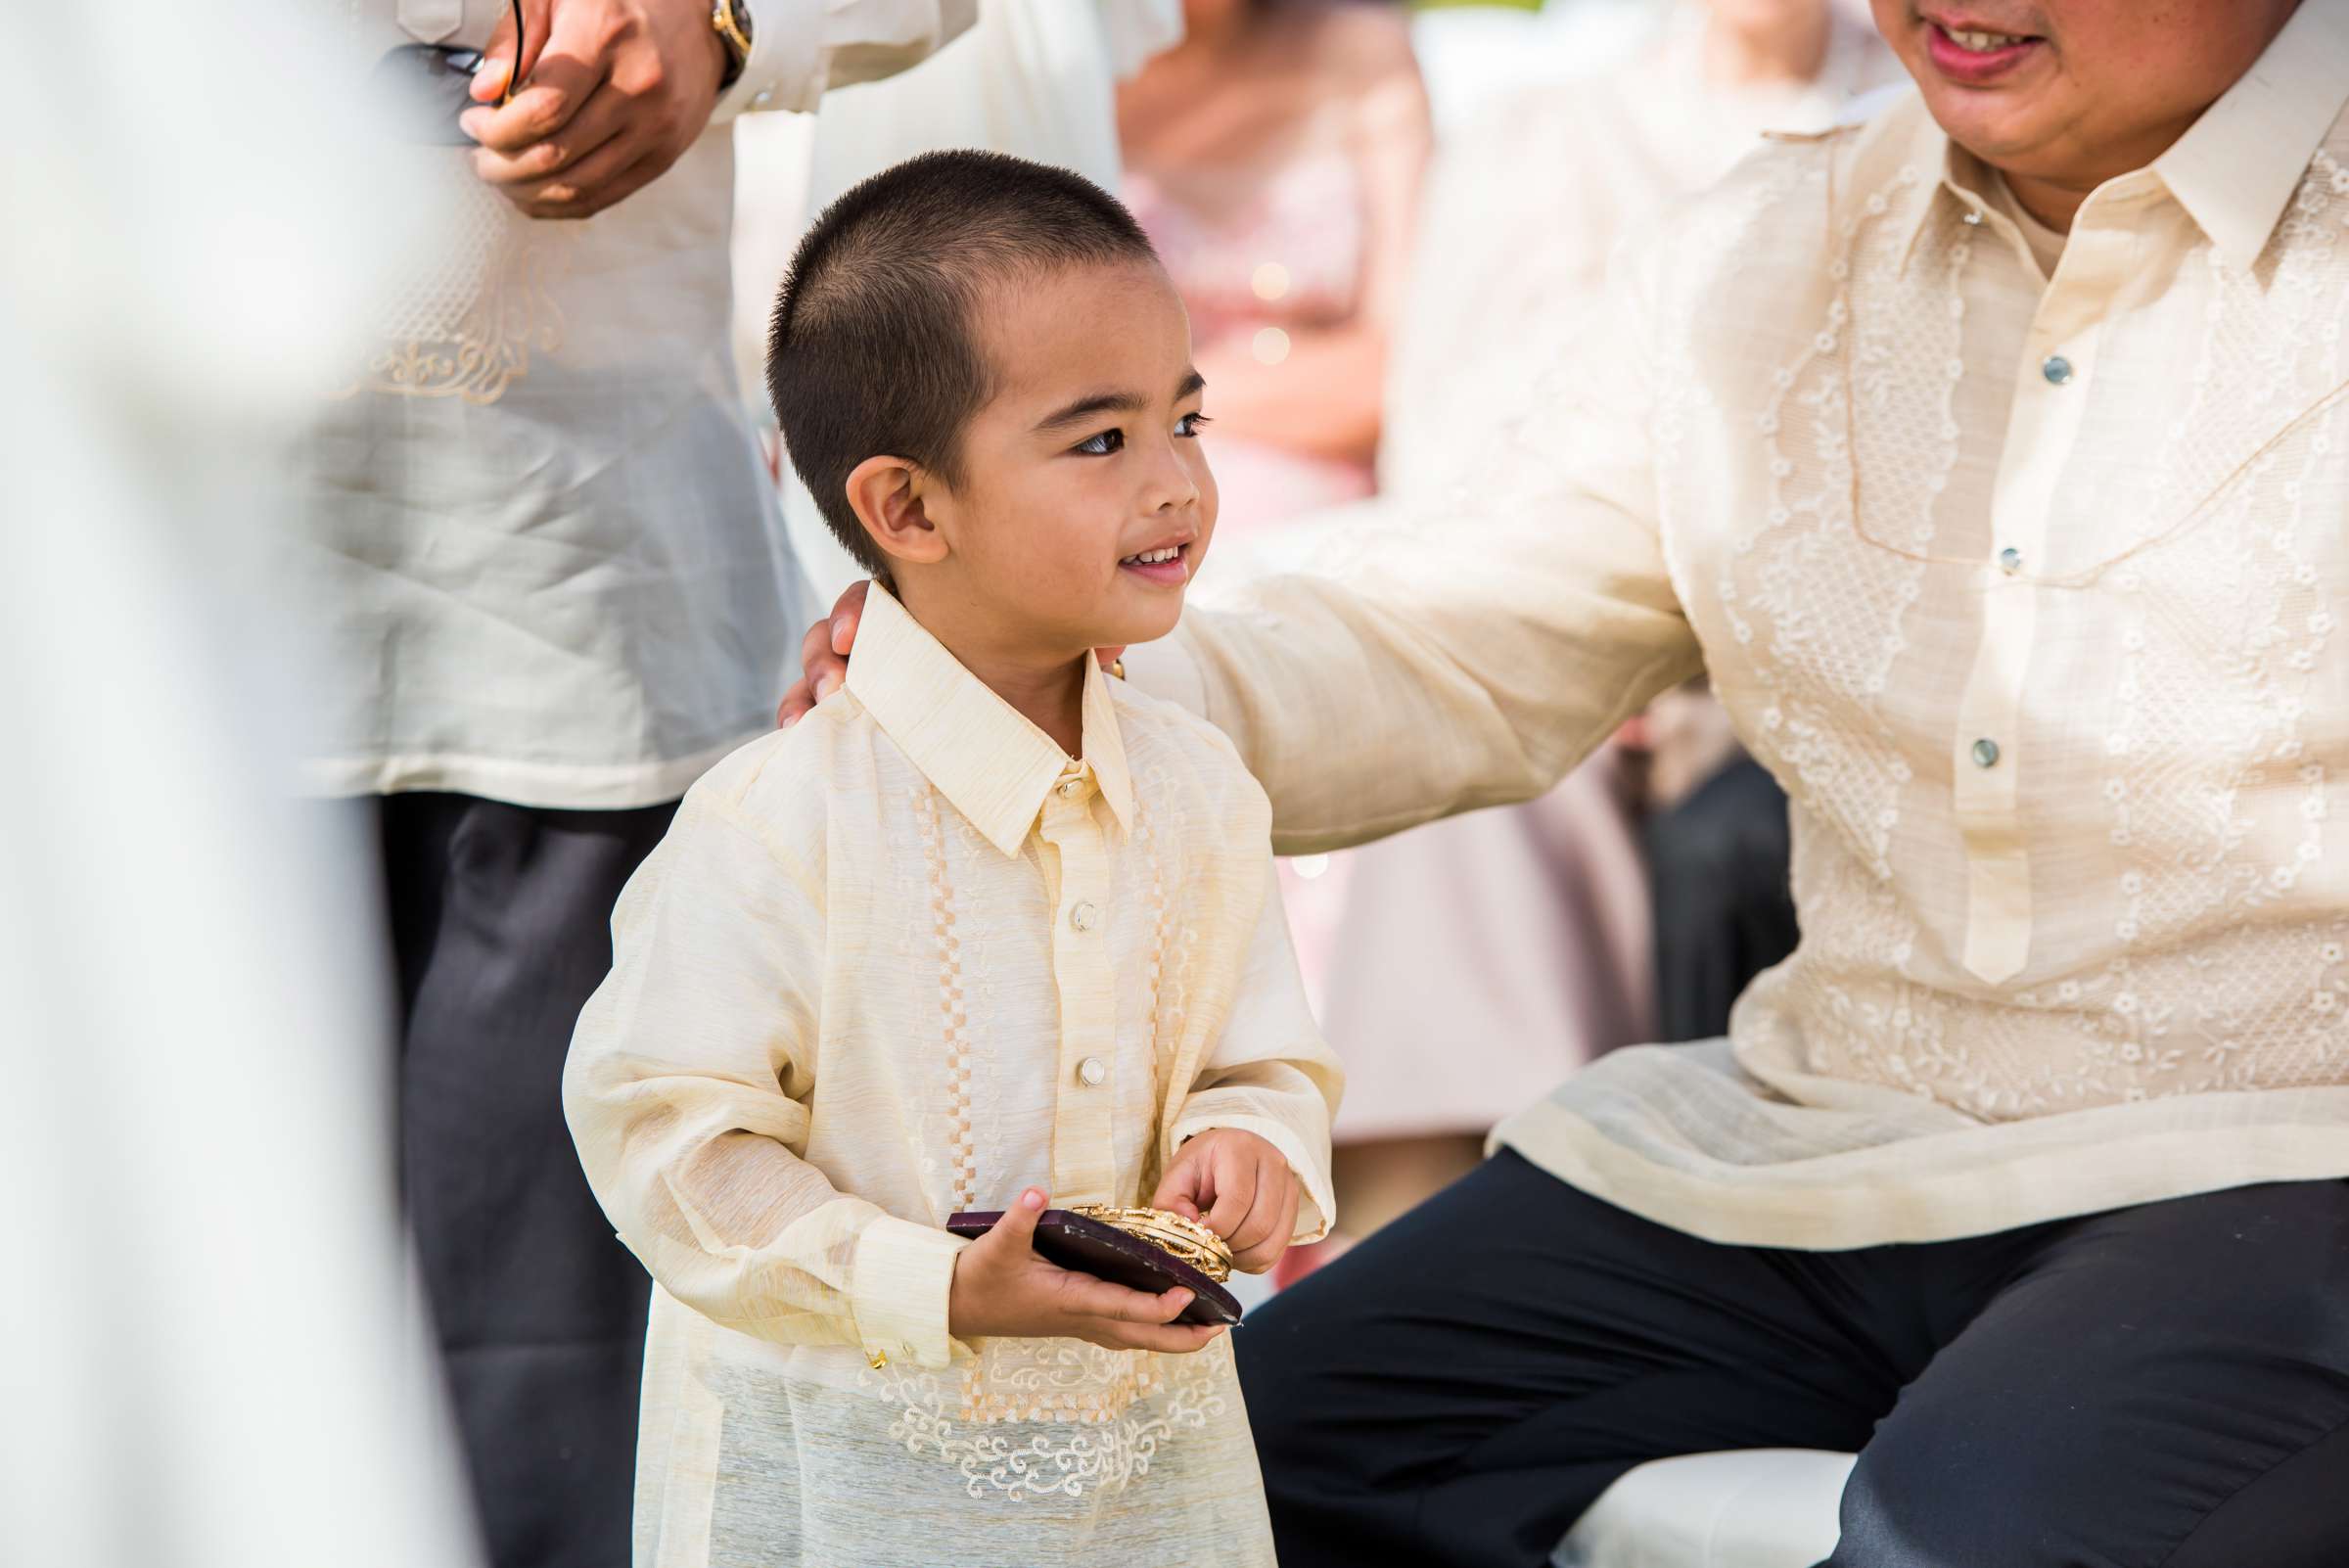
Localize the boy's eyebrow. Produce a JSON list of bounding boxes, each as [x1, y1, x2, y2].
[[1031, 369, 1209, 435], [1033, 390, 1147, 434]]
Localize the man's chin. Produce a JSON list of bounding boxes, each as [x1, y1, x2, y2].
[[1915, 88, 2061, 178]]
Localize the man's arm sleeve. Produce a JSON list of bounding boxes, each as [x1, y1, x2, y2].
[[1125, 268, 1702, 855], [715, 0, 978, 120]]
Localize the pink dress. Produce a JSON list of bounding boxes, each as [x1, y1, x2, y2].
[[1125, 153, 1379, 540], [1126, 146, 1380, 1021]]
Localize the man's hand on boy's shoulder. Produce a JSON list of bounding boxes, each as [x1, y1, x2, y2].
[[777, 581, 1126, 728], [1151, 1129, 1300, 1276], [947, 1188, 1226, 1355]]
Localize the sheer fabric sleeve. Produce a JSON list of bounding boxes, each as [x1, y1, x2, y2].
[[564, 791, 967, 1368], [1165, 861, 1344, 1244]]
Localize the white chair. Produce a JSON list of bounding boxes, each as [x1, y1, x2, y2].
[[1554, 1450, 1856, 1568]]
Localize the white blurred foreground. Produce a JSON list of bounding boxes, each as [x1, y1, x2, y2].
[[0, 3, 479, 1564]]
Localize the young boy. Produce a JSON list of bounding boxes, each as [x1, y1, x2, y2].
[[563, 151, 1341, 1568]]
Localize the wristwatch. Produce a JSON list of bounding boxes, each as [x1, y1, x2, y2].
[[711, 0, 754, 88]]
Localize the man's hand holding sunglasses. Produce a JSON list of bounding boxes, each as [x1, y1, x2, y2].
[[461, 0, 731, 221]]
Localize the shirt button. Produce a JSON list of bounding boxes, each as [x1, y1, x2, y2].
[[1077, 1056, 1108, 1087], [1971, 738, 2003, 769], [754, 90, 772, 107], [1960, 208, 1984, 227], [1069, 901, 1099, 933], [1998, 547, 2023, 575], [1056, 778, 1083, 799], [2042, 355, 2074, 386]]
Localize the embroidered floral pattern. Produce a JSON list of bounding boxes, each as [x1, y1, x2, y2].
[[864, 1339, 1231, 1502], [345, 162, 567, 405], [1662, 128, 2349, 1118]]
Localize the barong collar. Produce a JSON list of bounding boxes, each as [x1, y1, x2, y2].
[[844, 582, 1135, 858]]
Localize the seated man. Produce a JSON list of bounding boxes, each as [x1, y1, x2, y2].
[[790, 2, 2349, 1563]]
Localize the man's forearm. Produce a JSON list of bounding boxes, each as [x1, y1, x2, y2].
[[1128, 530, 1700, 855]]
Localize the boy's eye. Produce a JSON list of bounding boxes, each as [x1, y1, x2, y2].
[[1074, 429, 1125, 456], [1175, 412, 1212, 438]]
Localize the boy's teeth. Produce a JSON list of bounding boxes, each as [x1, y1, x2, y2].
[[1946, 26, 2027, 50], [1124, 546, 1181, 565]]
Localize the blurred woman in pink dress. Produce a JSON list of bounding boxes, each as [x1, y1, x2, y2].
[[1117, 0, 1431, 1223], [1118, 0, 1427, 547]]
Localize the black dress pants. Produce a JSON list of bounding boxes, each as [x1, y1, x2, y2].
[[381, 792, 675, 1568], [1238, 1148, 2349, 1568]]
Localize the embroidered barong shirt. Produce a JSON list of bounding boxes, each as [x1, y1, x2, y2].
[[294, 0, 975, 809], [566, 586, 1339, 1567], [1130, 1, 2349, 1249]]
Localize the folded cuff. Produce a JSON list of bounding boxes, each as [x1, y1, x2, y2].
[[850, 1216, 966, 1368], [714, 0, 825, 119]]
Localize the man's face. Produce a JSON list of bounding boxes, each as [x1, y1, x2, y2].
[[931, 258, 1217, 658], [1870, 0, 2302, 191]]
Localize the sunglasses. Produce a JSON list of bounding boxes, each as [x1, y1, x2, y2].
[[367, 0, 528, 145]]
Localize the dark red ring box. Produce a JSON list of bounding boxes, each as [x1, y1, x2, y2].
[[945, 1209, 1243, 1326]]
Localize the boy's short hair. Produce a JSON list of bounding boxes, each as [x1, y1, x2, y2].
[[767, 150, 1160, 575]]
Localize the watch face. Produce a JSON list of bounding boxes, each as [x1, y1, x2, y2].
[[727, 0, 753, 43]]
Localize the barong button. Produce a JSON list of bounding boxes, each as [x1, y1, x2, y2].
[[2042, 355, 2074, 386], [1961, 208, 1984, 227], [1056, 778, 1083, 799], [1971, 738, 2003, 769], [1069, 901, 1099, 933], [1077, 1056, 1108, 1087], [1999, 547, 2022, 575]]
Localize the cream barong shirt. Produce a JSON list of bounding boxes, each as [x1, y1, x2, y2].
[[566, 586, 1338, 1568], [1132, 1, 2349, 1250]]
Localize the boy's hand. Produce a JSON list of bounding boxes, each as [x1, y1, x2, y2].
[[1149, 1129, 1300, 1275], [777, 581, 1124, 727], [947, 1188, 1225, 1354]]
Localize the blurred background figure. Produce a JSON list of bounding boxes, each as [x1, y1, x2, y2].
[[1394, 0, 1892, 1055], [290, 4, 974, 1564], [0, 3, 478, 1566], [1641, 681, 1805, 1042], [1117, 0, 1431, 546], [1388, 0, 1890, 489]]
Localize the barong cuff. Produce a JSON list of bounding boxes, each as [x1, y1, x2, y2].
[[850, 1215, 966, 1368]]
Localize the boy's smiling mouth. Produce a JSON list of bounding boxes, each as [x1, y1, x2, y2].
[[1119, 540, 1192, 585]]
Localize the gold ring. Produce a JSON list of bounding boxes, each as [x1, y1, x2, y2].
[[1068, 1205, 1232, 1282]]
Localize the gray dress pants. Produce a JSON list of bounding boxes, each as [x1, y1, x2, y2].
[[380, 791, 675, 1568]]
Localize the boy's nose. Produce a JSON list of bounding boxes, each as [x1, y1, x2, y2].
[[1142, 442, 1201, 513]]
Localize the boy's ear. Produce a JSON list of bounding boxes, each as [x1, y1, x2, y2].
[[844, 455, 948, 570]]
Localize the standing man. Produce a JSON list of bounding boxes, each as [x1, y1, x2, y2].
[[791, 2, 2349, 1562], [302, 4, 971, 1565]]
